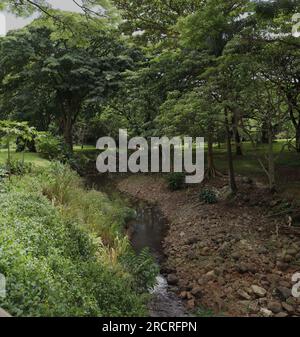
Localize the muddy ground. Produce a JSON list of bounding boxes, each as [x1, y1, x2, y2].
[[118, 174, 300, 317]]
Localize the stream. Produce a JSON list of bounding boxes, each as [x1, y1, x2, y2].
[[88, 175, 187, 317], [127, 203, 187, 317]]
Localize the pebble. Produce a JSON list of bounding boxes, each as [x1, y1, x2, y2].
[[251, 285, 267, 298], [237, 289, 251, 300], [167, 274, 179, 285], [267, 301, 282, 314], [282, 302, 294, 314], [260, 308, 273, 317], [275, 312, 288, 318], [276, 287, 291, 300], [191, 286, 202, 298]]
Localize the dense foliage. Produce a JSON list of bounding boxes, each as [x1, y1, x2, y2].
[[0, 163, 157, 316]]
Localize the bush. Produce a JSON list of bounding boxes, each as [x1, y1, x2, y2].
[[120, 248, 159, 292], [5, 159, 33, 176], [0, 167, 8, 180], [166, 172, 186, 191], [199, 188, 218, 204], [0, 164, 156, 316], [36, 133, 69, 161], [68, 153, 93, 176]]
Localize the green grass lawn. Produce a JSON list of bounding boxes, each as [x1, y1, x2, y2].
[[0, 149, 50, 167], [212, 140, 300, 175], [212, 140, 300, 201]]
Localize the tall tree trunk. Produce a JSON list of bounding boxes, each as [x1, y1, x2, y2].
[[206, 133, 217, 178], [225, 108, 237, 194], [267, 123, 276, 191], [261, 122, 269, 144], [62, 115, 74, 153], [232, 114, 243, 156], [287, 96, 300, 153], [296, 124, 300, 153]]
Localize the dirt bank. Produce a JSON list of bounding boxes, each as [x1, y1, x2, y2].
[[118, 174, 300, 317]]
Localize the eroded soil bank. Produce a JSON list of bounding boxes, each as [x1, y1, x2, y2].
[[117, 174, 300, 317]]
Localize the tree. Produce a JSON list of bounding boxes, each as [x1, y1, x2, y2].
[[0, 121, 36, 176], [0, 16, 136, 150], [112, 0, 203, 44]]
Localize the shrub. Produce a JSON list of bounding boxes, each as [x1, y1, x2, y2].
[[0, 164, 156, 316], [166, 172, 186, 191], [0, 166, 8, 180], [199, 188, 218, 204], [120, 248, 159, 292], [5, 159, 33, 176], [40, 162, 82, 205], [68, 153, 93, 176], [36, 133, 69, 161]]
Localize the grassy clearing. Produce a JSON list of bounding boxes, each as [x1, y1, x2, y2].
[[211, 141, 300, 201], [0, 149, 50, 167]]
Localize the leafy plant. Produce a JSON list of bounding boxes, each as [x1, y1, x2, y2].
[[199, 188, 218, 204], [36, 133, 69, 161], [5, 159, 33, 176], [0, 164, 149, 317], [166, 172, 186, 191], [120, 248, 159, 292]]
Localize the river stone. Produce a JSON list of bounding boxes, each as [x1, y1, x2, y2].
[[237, 289, 251, 300], [282, 302, 294, 314], [0, 308, 11, 317], [276, 261, 289, 271], [267, 301, 282, 314], [186, 299, 195, 310], [276, 287, 291, 300], [286, 248, 298, 256], [179, 291, 186, 299], [191, 286, 202, 298], [167, 274, 179, 285], [275, 312, 289, 318], [251, 285, 267, 298], [205, 270, 217, 280], [282, 255, 293, 263], [260, 308, 273, 317]]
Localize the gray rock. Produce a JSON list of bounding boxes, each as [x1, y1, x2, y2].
[[282, 255, 293, 263], [267, 301, 282, 314], [286, 248, 298, 256], [276, 261, 289, 271], [260, 308, 273, 317], [275, 312, 288, 318], [282, 302, 294, 314], [237, 289, 251, 300], [167, 274, 179, 285], [205, 270, 217, 280], [277, 287, 291, 300], [191, 286, 202, 298], [251, 285, 267, 298]]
